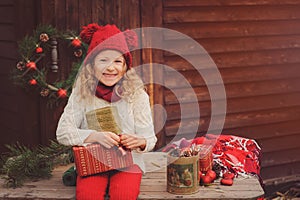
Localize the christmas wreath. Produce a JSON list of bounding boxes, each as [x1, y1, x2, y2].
[[13, 25, 87, 106]]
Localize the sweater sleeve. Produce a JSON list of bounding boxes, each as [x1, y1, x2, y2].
[[56, 89, 94, 146], [132, 90, 157, 152]]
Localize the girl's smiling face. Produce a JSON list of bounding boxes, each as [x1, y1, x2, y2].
[[93, 50, 127, 86]]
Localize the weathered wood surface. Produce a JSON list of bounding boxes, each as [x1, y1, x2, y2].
[[0, 152, 264, 200], [0, 164, 75, 200]]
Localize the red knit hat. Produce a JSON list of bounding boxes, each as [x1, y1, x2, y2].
[[80, 23, 138, 68]]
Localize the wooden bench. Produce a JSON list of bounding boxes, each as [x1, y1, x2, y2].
[[0, 152, 264, 199]]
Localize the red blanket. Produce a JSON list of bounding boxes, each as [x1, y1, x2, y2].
[[163, 134, 261, 176]]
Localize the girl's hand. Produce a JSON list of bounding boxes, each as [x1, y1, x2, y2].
[[120, 134, 146, 150], [84, 131, 120, 149]]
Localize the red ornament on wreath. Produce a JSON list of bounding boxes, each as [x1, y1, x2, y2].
[[29, 79, 37, 85], [36, 46, 43, 54], [57, 88, 67, 98], [26, 61, 37, 70], [71, 38, 81, 47]]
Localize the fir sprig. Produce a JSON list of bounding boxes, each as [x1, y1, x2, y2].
[[0, 141, 72, 188], [34, 24, 58, 38], [17, 35, 37, 60]]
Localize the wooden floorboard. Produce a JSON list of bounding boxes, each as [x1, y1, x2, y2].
[[0, 152, 264, 199], [0, 164, 75, 200]]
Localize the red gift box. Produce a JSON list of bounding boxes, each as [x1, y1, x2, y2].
[[73, 143, 133, 176]]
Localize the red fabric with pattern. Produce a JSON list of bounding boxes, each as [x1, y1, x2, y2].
[[163, 134, 261, 176]]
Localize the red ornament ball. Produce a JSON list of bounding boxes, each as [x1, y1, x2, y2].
[[223, 172, 235, 180], [36, 47, 43, 53], [206, 170, 217, 181], [201, 175, 213, 186], [57, 88, 67, 98], [26, 61, 37, 70], [29, 79, 37, 85], [220, 178, 233, 186], [71, 38, 81, 47]]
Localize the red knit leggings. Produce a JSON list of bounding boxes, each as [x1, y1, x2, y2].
[[76, 165, 142, 200]]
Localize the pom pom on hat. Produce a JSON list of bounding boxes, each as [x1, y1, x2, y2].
[[80, 23, 101, 44], [124, 29, 138, 50], [80, 24, 138, 68]]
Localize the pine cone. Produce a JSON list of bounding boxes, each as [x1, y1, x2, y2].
[[212, 162, 223, 179]]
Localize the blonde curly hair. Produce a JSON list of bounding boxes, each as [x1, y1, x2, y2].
[[73, 59, 145, 104]]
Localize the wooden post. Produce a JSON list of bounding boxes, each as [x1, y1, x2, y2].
[[50, 38, 58, 72], [141, 0, 165, 150]]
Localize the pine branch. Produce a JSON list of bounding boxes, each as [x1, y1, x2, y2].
[[0, 140, 73, 188], [34, 24, 58, 38]]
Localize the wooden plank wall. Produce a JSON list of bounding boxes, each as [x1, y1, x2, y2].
[[0, 0, 40, 152], [161, 0, 300, 180]]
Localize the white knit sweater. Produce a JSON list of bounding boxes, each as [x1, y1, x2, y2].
[[56, 87, 157, 172]]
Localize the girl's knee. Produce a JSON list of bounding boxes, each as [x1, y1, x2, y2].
[[76, 175, 108, 200]]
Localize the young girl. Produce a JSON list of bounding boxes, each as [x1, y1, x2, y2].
[[56, 23, 157, 200]]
